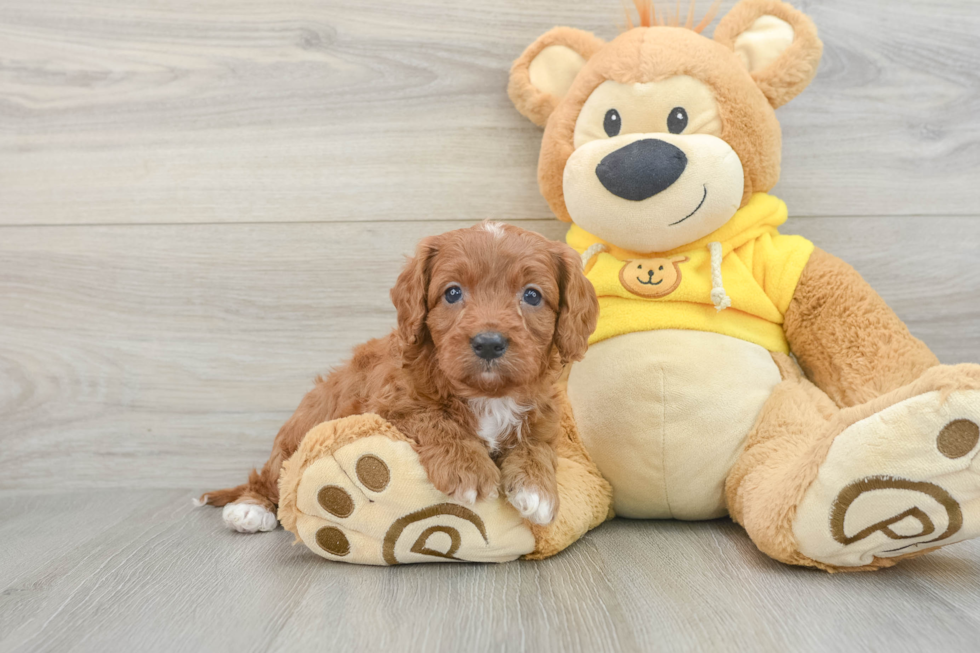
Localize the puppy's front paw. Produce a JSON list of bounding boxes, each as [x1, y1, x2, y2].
[[507, 486, 557, 525], [423, 449, 501, 505], [222, 502, 278, 533], [452, 486, 480, 505]]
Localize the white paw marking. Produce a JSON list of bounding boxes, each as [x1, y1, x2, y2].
[[455, 488, 478, 505], [509, 487, 556, 525], [191, 495, 208, 507], [222, 502, 278, 533]]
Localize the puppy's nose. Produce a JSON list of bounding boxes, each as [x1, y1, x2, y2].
[[471, 332, 508, 361], [595, 139, 687, 201]]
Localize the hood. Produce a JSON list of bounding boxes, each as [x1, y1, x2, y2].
[[566, 192, 788, 259]]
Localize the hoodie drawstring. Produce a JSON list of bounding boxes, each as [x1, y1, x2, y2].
[[580, 242, 608, 269], [708, 241, 731, 311]]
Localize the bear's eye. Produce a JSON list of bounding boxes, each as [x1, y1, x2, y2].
[[667, 107, 688, 134], [659, 265, 664, 271], [444, 285, 462, 304], [637, 264, 642, 269], [522, 287, 542, 306], [604, 109, 621, 137]]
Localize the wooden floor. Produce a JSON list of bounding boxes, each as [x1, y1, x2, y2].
[[1, 0, 979, 651], [2, 491, 980, 653]]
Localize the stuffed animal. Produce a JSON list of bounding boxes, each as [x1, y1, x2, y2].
[[277, 0, 980, 570]]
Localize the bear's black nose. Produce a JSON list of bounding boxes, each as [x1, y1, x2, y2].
[[471, 332, 508, 361], [595, 139, 687, 201]]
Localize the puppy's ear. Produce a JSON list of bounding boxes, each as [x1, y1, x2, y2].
[[551, 242, 599, 365], [714, 0, 823, 109], [508, 27, 605, 127], [391, 236, 439, 348]]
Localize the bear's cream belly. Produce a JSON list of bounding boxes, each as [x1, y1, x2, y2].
[[567, 330, 782, 520]]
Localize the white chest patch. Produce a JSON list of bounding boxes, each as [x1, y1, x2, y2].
[[469, 397, 530, 453]]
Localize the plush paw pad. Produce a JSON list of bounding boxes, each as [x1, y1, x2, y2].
[[223, 502, 278, 533], [282, 423, 535, 565], [794, 389, 980, 567]]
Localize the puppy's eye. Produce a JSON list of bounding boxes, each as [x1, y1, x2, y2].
[[603, 109, 621, 137], [667, 107, 688, 134], [444, 285, 462, 304], [522, 288, 542, 306]]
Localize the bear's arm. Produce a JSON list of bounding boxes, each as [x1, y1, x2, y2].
[[783, 247, 939, 408]]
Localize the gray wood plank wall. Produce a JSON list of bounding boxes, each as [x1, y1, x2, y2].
[[2, 0, 978, 491], [2, 1, 979, 652]]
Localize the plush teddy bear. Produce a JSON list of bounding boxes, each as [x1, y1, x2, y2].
[[276, 0, 980, 571]]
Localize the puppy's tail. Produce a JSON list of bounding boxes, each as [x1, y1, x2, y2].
[[194, 483, 248, 508]]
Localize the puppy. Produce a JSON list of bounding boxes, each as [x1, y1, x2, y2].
[[200, 222, 599, 532]]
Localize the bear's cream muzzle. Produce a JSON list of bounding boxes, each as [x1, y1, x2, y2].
[[563, 132, 744, 254]]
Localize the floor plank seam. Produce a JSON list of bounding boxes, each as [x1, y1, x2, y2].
[[1, 214, 979, 229]]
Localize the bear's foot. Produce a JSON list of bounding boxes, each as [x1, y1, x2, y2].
[[794, 380, 980, 568], [277, 414, 535, 565]]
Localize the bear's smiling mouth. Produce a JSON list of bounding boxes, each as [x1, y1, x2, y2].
[[668, 185, 708, 226], [636, 277, 663, 286]]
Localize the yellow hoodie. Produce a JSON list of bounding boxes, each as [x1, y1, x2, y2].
[[566, 193, 813, 353]]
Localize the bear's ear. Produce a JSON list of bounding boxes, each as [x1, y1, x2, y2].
[[508, 27, 605, 127], [714, 0, 823, 109]]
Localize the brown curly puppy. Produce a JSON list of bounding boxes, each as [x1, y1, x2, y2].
[[201, 222, 598, 531]]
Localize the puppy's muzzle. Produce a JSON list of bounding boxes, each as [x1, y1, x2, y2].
[[471, 332, 508, 361], [595, 138, 687, 201]]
